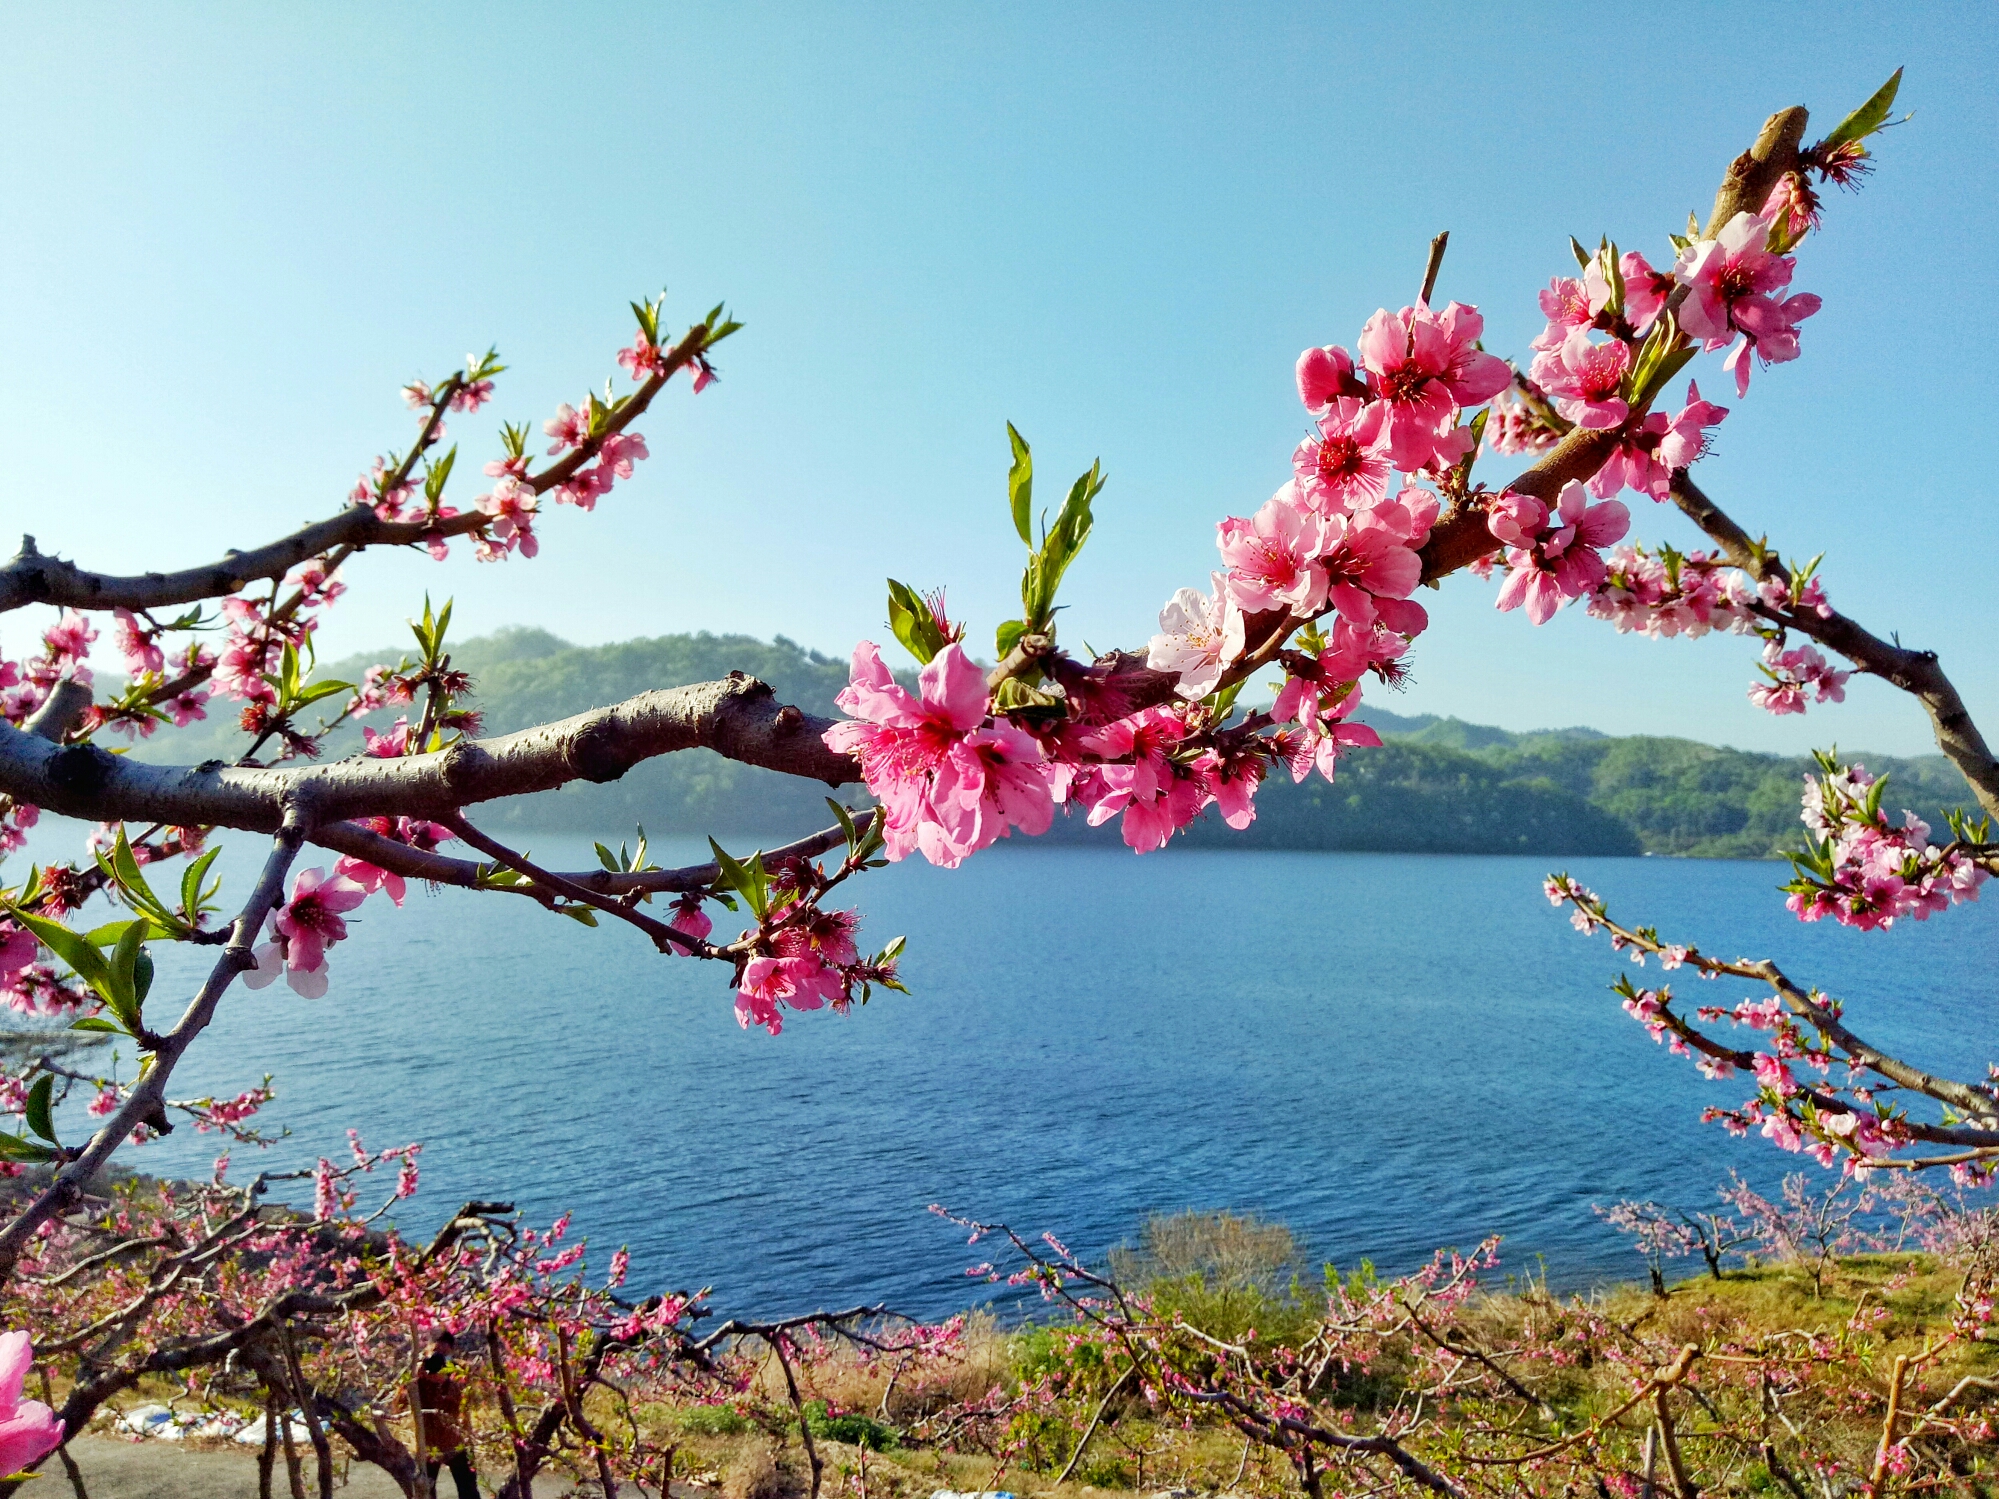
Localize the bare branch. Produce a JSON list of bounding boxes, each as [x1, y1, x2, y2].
[[1671, 473, 1999, 817], [0, 320, 715, 618]]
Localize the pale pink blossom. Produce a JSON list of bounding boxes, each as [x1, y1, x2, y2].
[[544, 402, 590, 454], [1146, 575, 1245, 700], [110, 609, 163, 676], [242, 868, 368, 999], [1529, 268, 1612, 352], [475, 475, 540, 561]]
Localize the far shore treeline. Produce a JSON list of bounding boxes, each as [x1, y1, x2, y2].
[[137, 627, 1967, 857]]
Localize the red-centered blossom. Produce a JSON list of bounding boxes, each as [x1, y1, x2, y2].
[[823, 642, 1053, 869], [243, 867, 368, 999], [1207, 747, 1265, 830], [543, 402, 590, 454], [110, 608, 163, 675], [1355, 301, 1511, 470], [1217, 486, 1329, 617], [1529, 267, 1612, 352], [1291, 399, 1392, 515], [1528, 329, 1630, 430], [1674, 211, 1822, 396], [0, 1332, 63, 1477], [617, 335, 668, 382], [1272, 640, 1369, 730], [596, 430, 648, 481], [1784, 761, 1986, 931], [1749, 640, 1849, 716], [363, 719, 411, 758], [1316, 497, 1428, 629], [1072, 704, 1202, 853], [668, 894, 712, 948], [1145, 575, 1244, 701]]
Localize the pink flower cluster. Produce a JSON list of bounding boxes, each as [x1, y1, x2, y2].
[[735, 905, 864, 1034], [1748, 639, 1850, 716], [1487, 480, 1630, 625], [824, 643, 1055, 868], [1586, 545, 1760, 638], [1675, 211, 1822, 396], [541, 399, 649, 512], [1295, 301, 1510, 475], [1783, 761, 1986, 930]]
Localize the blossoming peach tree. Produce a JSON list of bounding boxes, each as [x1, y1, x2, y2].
[[0, 69, 1993, 1492]]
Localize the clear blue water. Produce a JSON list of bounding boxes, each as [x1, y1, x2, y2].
[[30, 826, 1998, 1320]]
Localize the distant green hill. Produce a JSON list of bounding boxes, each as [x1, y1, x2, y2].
[[133, 629, 1973, 858]]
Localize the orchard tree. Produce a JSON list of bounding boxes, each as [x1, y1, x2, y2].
[[0, 69, 1995, 1495]]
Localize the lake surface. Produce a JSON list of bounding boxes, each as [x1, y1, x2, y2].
[[29, 825, 1998, 1320]]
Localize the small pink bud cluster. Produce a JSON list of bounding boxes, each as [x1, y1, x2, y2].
[[1587, 545, 1760, 638]]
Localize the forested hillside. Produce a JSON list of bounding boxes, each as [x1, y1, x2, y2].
[[135, 628, 1970, 858]]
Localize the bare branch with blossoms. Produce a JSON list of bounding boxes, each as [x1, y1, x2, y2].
[[1545, 871, 1998, 1180]]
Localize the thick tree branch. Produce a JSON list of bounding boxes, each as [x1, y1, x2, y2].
[[0, 675, 859, 833]]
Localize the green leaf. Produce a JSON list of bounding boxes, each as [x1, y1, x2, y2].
[[24, 1076, 56, 1145], [133, 948, 154, 1006], [0, 1135, 56, 1165], [424, 445, 459, 502], [885, 579, 946, 665], [1568, 236, 1590, 269], [1006, 423, 1034, 546], [1820, 68, 1903, 150], [70, 1017, 122, 1034], [1022, 461, 1104, 628], [8, 908, 111, 994], [708, 838, 763, 917], [180, 847, 222, 921], [108, 919, 147, 1027], [292, 679, 354, 709], [595, 842, 620, 873], [994, 619, 1029, 660], [556, 904, 599, 927], [827, 799, 859, 852]]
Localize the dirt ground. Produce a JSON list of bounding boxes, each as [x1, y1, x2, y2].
[[54, 1437, 600, 1497]]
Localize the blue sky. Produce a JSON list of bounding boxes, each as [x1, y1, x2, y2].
[[3, 2, 1991, 757]]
